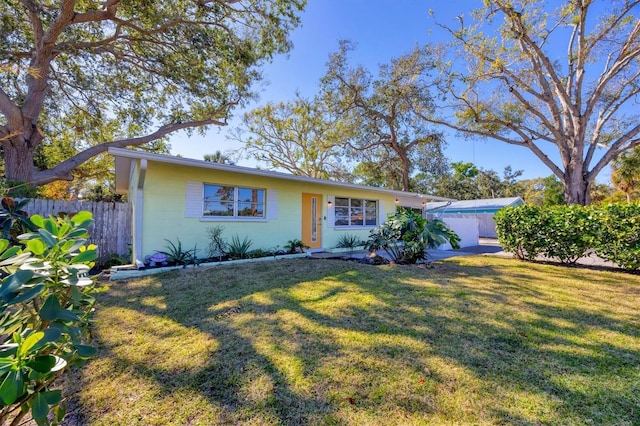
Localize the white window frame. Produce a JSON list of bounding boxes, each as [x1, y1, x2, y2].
[[203, 183, 266, 219], [334, 196, 378, 228]]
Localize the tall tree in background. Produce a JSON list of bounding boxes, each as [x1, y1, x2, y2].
[[611, 146, 640, 203], [0, 0, 305, 187], [352, 136, 449, 191], [519, 175, 566, 206], [425, 0, 640, 205], [429, 162, 524, 200], [234, 96, 349, 179], [204, 150, 236, 165], [321, 41, 446, 191]]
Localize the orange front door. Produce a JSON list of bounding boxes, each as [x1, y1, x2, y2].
[[301, 193, 322, 249]]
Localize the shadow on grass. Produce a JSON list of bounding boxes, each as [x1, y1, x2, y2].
[[72, 257, 640, 424]]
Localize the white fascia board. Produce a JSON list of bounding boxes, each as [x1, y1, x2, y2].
[[108, 147, 455, 202]]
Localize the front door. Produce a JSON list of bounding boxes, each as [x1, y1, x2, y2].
[[301, 193, 322, 249]]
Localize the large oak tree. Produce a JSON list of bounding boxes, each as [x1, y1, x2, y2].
[[321, 41, 446, 192], [0, 0, 304, 187], [426, 0, 640, 205]]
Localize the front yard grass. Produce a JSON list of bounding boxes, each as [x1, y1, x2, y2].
[[71, 256, 639, 425]]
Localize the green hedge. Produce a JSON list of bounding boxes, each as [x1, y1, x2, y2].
[[591, 204, 640, 270], [495, 203, 640, 269]]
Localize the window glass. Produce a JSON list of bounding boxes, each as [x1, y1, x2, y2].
[[203, 184, 264, 218], [365, 200, 377, 225], [333, 197, 377, 226], [204, 185, 234, 216], [350, 198, 363, 225], [335, 197, 349, 225]]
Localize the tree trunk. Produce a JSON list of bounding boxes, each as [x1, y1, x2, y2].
[[563, 166, 591, 205], [397, 147, 411, 192], [2, 138, 36, 184]]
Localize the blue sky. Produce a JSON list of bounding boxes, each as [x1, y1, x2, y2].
[[169, 0, 613, 183]]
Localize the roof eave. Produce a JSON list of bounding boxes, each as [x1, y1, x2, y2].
[[108, 147, 455, 202]]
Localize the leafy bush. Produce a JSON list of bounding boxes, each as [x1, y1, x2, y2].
[[247, 249, 269, 258], [542, 205, 597, 264], [0, 211, 102, 425], [366, 209, 460, 264], [226, 235, 253, 259], [591, 203, 640, 269], [496, 203, 640, 269], [0, 197, 37, 245], [494, 205, 546, 261], [335, 234, 366, 250], [283, 239, 308, 254]]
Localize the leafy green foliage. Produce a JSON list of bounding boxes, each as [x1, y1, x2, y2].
[[283, 239, 308, 254], [366, 209, 460, 264], [0, 180, 41, 199], [236, 96, 350, 179], [1, 0, 305, 185], [494, 205, 545, 261], [0, 208, 103, 425], [426, 162, 524, 200], [0, 197, 36, 245], [611, 147, 640, 203], [225, 235, 254, 259], [519, 176, 566, 207], [160, 239, 197, 268], [591, 204, 640, 270], [496, 203, 640, 269], [542, 205, 597, 264]]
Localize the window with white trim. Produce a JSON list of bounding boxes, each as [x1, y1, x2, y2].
[[334, 197, 377, 226], [203, 184, 265, 218]]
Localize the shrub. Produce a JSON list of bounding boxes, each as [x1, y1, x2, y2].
[[226, 235, 253, 259], [542, 205, 597, 264], [366, 209, 460, 264], [0, 197, 37, 245], [495, 205, 546, 261], [160, 238, 197, 268], [496, 202, 640, 269], [247, 249, 268, 258], [592, 203, 640, 269], [283, 239, 308, 254], [0, 211, 102, 425], [335, 234, 366, 250]]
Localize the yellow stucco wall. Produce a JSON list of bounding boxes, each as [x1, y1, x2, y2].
[[135, 160, 418, 259]]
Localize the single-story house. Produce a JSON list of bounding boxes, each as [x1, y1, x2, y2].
[[426, 196, 525, 238], [110, 148, 455, 264]]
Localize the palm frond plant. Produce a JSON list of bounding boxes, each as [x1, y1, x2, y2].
[[366, 209, 460, 264]]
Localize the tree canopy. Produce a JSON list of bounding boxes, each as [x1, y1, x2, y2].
[[611, 146, 640, 203], [425, 0, 640, 205], [426, 161, 524, 200], [320, 41, 447, 191], [0, 0, 305, 187], [234, 95, 349, 179]]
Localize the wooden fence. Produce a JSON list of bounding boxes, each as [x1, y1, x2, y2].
[[19, 199, 132, 263]]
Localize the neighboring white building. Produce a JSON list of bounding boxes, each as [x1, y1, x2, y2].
[[426, 197, 525, 238]]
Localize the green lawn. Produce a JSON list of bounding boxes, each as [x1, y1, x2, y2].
[[69, 257, 639, 425]]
